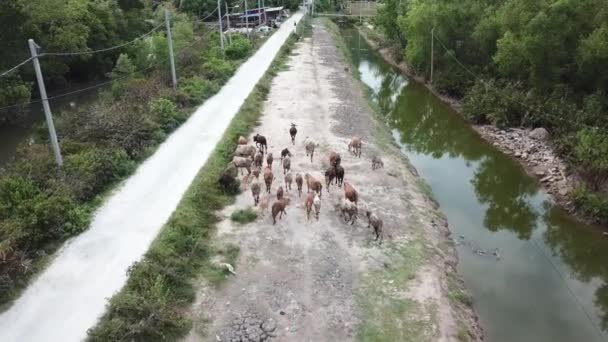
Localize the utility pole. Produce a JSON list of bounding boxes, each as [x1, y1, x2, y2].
[[262, 0, 266, 25], [218, 0, 225, 57], [165, 9, 178, 90], [430, 27, 435, 84], [245, 0, 250, 38], [225, 2, 232, 44], [28, 39, 63, 167], [258, 0, 262, 26]]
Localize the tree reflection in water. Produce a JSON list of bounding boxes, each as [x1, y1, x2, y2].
[[345, 27, 608, 338], [543, 207, 608, 331]]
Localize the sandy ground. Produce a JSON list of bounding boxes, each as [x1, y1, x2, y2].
[[185, 22, 482, 342]]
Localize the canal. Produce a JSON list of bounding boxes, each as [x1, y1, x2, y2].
[[342, 28, 608, 342]]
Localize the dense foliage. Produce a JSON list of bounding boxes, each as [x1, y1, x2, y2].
[[0, 1, 256, 306], [374, 0, 608, 222]]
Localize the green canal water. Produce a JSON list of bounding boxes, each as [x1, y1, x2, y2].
[[342, 29, 608, 342]]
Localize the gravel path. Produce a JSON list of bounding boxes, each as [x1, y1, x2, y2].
[[185, 22, 482, 342]]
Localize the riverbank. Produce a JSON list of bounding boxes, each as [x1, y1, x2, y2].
[[356, 24, 605, 231], [183, 19, 482, 342]]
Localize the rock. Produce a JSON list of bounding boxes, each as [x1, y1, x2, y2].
[[534, 169, 545, 177], [262, 319, 277, 333], [558, 188, 568, 196], [540, 176, 553, 183], [522, 153, 529, 159], [530, 127, 550, 140]]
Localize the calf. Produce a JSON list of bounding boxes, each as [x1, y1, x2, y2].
[[253, 134, 267, 153], [305, 140, 316, 163], [266, 152, 274, 169], [264, 167, 273, 193], [285, 172, 293, 191], [289, 123, 297, 144], [251, 180, 261, 206], [252, 166, 261, 179], [281, 148, 291, 162], [328, 151, 341, 168], [238, 136, 248, 145], [271, 198, 290, 225], [276, 185, 284, 200], [235, 145, 257, 160], [366, 209, 384, 244], [232, 157, 252, 175], [337, 198, 358, 225], [295, 173, 303, 197], [348, 136, 362, 157], [304, 193, 315, 221], [325, 166, 336, 192], [282, 156, 291, 174], [343, 182, 358, 206], [306, 173, 323, 198], [313, 194, 321, 220], [254, 151, 263, 168], [335, 165, 344, 187], [372, 156, 384, 170]]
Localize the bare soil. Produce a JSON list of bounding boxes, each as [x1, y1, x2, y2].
[[184, 22, 482, 342]]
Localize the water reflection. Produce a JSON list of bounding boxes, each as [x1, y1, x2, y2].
[[343, 28, 608, 341]]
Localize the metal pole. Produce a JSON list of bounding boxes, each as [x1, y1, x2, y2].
[[28, 39, 63, 167], [165, 10, 178, 90], [218, 0, 225, 57], [225, 2, 232, 44], [245, 0, 249, 38], [258, 0, 261, 26], [430, 27, 434, 84]]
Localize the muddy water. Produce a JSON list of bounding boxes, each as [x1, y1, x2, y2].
[[342, 28, 608, 342]]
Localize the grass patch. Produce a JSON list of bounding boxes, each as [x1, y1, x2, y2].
[[87, 17, 310, 341], [230, 207, 258, 224], [356, 237, 437, 341]]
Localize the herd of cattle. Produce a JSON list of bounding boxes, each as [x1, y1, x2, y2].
[[219, 123, 385, 243]]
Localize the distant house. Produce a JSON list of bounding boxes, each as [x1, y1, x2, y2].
[[235, 6, 285, 27]]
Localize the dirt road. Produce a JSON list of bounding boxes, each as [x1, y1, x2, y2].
[[185, 21, 481, 342]]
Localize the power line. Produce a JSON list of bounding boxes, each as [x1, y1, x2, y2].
[[530, 238, 607, 342], [0, 27, 209, 113], [431, 33, 570, 124], [432, 34, 480, 82], [0, 57, 34, 78], [196, 7, 219, 22], [40, 23, 165, 57]]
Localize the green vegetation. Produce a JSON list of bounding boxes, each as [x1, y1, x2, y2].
[[87, 19, 308, 341], [230, 207, 258, 224], [373, 0, 608, 224], [0, 3, 260, 308], [356, 237, 437, 341]]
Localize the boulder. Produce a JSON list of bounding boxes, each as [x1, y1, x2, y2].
[[530, 127, 550, 141]]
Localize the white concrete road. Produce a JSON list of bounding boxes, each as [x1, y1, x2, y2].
[[0, 10, 303, 342]]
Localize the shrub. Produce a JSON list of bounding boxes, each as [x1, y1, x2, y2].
[[149, 98, 187, 133], [0, 77, 31, 124], [225, 36, 253, 60], [230, 208, 257, 224], [177, 77, 220, 106], [64, 147, 134, 201], [573, 186, 608, 223], [202, 57, 235, 83], [574, 127, 608, 189]]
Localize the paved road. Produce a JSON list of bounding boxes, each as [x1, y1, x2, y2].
[[0, 11, 303, 342]]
